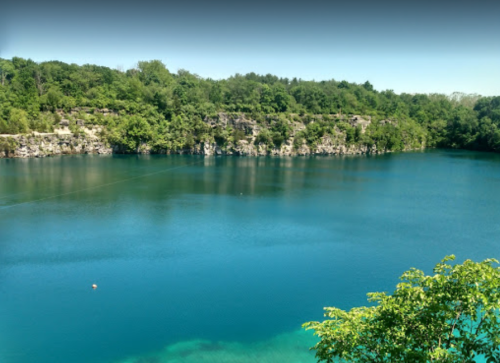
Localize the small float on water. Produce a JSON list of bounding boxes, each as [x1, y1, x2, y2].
[[92, 284, 97, 289]]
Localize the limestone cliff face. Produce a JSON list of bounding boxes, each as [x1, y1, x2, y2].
[[0, 133, 112, 158], [188, 113, 381, 156], [1, 113, 390, 159], [185, 137, 378, 157]]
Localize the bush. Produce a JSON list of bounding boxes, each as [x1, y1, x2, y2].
[[232, 128, 246, 143], [254, 129, 273, 146], [304, 255, 500, 363], [0, 137, 18, 155]]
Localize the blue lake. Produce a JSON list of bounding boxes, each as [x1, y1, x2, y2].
[[0, 150, 499, 363]]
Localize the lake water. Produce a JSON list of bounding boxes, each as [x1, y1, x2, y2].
[[0, 150, 499, 363]]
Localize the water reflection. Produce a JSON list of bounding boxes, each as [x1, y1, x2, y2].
[[0, 154, 391, 209]]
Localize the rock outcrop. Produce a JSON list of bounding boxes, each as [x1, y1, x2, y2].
[[1, 113, 408, 159], [0, 132, 112, 158]]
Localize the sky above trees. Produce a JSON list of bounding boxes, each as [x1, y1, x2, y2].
[[1, 0, 499, 95]]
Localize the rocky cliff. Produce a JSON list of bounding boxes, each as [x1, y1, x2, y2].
[[0, 132, 112, 158], [1, 113, 390, 158], [190, 113, 379, 156]]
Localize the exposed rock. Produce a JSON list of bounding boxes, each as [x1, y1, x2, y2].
[[0, 133, 112, 158], [348, 115, 371, 133], [204, 113, 260, 135], [1, 113, 419, 159]]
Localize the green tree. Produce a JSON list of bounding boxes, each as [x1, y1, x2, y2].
[[362, 81, 374, 92], [116, 115, 153, 151], [260, 84, 274, 112], [304, 256, 500, 363], [8, 108, 29, 133], [209, 81, 223, 105], [272, 83, 290, 112], [137, 60, 172, 86], [0, 59, 15, 86], [0, 118, 8, 133], [40, 87, 63, 111]]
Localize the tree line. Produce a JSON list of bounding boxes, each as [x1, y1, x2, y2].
[[0, 57, 499, 152]]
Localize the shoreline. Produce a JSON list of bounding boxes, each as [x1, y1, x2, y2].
[[0, 132, 410, 160]]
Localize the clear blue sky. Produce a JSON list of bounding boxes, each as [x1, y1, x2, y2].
[[1, 0, 499, 95]]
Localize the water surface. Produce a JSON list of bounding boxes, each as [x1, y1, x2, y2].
[[1, 150, 499, 363]]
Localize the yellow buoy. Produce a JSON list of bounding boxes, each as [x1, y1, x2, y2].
[[92, 284, 97, 289]]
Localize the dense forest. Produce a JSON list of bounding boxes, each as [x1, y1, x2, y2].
[[0, 57, 499, 153]]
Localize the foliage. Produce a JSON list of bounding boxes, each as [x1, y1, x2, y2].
[[303, 256, 500, 363], [255, 129, 273, 147], [0, 137, 18, 155], [0, 56, 498, 153]]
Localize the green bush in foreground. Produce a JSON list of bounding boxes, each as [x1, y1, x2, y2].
[[304, 256, 500, 362]]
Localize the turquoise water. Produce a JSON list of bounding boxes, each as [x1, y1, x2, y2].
[[0, 151, 499, 363]]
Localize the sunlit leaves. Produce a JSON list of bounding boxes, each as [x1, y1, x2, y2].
[[0, 56, 499, 153], [304, 256, 500, 362]]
